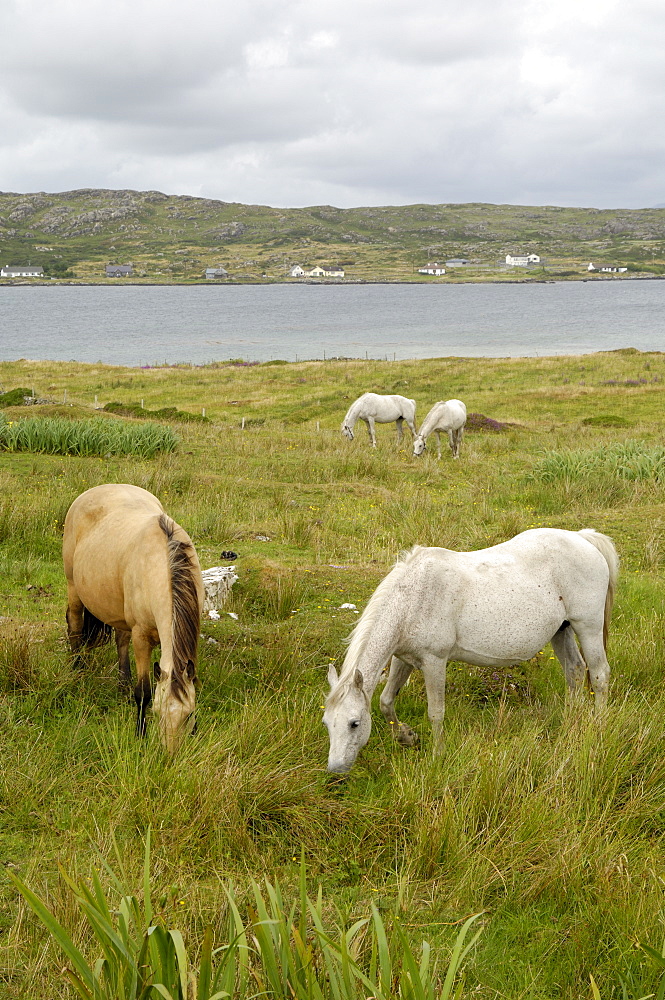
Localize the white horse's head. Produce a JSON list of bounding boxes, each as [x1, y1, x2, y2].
[[341, 423, 354, 441], [413, 435, 426, 456], [323, 664, 371, 773], [152, 662, 197, 753]]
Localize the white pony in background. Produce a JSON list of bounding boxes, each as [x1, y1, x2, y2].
[[341, 393, 417, 448], [413, 399, 466, 459], [324, 527, 618, 773]]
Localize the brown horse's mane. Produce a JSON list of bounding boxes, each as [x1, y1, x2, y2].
[[159, 513, 201, 701]]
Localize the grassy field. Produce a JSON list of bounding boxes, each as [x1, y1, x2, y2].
[[1, 349, 665, 998]]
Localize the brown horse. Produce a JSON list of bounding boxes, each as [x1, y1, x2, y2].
[[63, 484, 204, 752]]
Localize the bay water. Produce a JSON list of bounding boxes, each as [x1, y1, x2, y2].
[[1, 280, 663, 365]]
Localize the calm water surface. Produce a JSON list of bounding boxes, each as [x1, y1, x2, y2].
[[1, 281, 664, 364]]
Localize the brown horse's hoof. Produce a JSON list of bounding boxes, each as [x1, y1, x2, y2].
[[396, 724, 419, 748]]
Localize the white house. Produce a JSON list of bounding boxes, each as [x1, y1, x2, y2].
[[105, 264, 133, 277], [1, 264, 44, 278], [289, 265, 305, 277], [304, 264, 345, 278], [505, 253, 541, 266], [418, 262, 446, 276], [587, 263, 628, 273], [205, 266, 228, 279]]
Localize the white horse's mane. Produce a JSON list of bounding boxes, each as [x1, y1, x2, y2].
[[326, 546, 425, 706]]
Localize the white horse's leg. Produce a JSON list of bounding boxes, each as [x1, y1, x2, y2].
[[366, 416, 377, 447], [405, 416, 417, 438], [396, 417, 404, 442], [550, 625, 587, 693], [451, 428, 462, 459], [435, 431, 442, 459], [379, 656, 418, 746], [574, 628, 610, 712], [421, 653, 448, 741]]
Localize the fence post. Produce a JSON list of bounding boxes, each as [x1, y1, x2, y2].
[[94, 394, 98, 408], [202, 407, 206, 418], [63, 390, 67, 404], [241, 417, 245, 430], [316, 421, 320, 431], [141, 399, 144, 408]]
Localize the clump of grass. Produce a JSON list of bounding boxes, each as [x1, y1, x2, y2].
[[0, 626, 37, 692], [10, 833, 483, 1000], [582, 414, 630, 427], [0, 416, 177, 458], [103, 401, 209, 423], [529, 441, 665, 483]]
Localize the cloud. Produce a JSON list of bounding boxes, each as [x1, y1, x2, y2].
[[0, 0, 663, 208]]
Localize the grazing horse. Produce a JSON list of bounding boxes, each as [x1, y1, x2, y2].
[[341, 393, 417, 447], [63, 484, 204, 752], [413, 399, 466, 459], [324, 528, 618, 773]]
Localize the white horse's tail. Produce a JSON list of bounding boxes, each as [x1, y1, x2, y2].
[[578, 529, 619, 649]]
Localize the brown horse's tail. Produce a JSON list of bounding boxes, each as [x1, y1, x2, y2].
[[81, 607, 113, 648], [578, 529, 620, 650], [159, 514, 201, 701]]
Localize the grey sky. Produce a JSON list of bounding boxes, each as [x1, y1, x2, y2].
[[1, 0, 663, 208]]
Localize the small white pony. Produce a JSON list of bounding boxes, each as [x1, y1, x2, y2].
[[324, 527, 618, 773], [341, 393, 417, 447], [413, 399, 466, 459]]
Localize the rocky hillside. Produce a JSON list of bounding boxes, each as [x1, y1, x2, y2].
[[1, 188, 664, 281]]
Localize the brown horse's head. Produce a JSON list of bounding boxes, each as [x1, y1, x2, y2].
[[152, 660, 197, 752]]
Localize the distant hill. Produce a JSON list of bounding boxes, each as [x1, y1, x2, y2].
[[1, 188, 664, 281]]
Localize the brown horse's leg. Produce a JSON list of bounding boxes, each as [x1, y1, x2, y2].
[[115, 629, 132, 692], [66, 583, 86, 670], [132, 628, 154, 737]]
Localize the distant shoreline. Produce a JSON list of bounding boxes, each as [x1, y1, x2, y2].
[[1, 274, 664, 289]]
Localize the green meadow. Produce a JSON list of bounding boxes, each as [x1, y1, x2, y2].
[[1, 348, 665, 998]]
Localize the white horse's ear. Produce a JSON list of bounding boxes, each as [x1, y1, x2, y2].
[[353, 668, 364, 691], [327, 664, 338, 688]]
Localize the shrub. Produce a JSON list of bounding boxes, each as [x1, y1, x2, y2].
[[0, 387, 32, 407], [103, 401, 209, 423], [466, 412, 511, 432]]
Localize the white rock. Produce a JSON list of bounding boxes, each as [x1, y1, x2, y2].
[[201, 565, 238, 615], [339, 603, 357, 610]]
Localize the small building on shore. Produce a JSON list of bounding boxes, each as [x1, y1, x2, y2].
[[445, 258, 470, 267], [505, 253, 541, 266], [1, 264, 44, 278], [303, 264, 345, 278], [105, 264, 133, 277], [587, 263, 628, 273], [205, 266, 229, 279], [418, 262, 446, 275]]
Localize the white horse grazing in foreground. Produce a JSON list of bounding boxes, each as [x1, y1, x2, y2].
[[324, 528, 618, 773], [413, 399, 466, 459], [341, 393, 417, 447]]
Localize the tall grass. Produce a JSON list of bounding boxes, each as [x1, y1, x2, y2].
[[0, 416, 177, 458], [9, 834, 482, 1000], [530, 441, 665, 483]]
